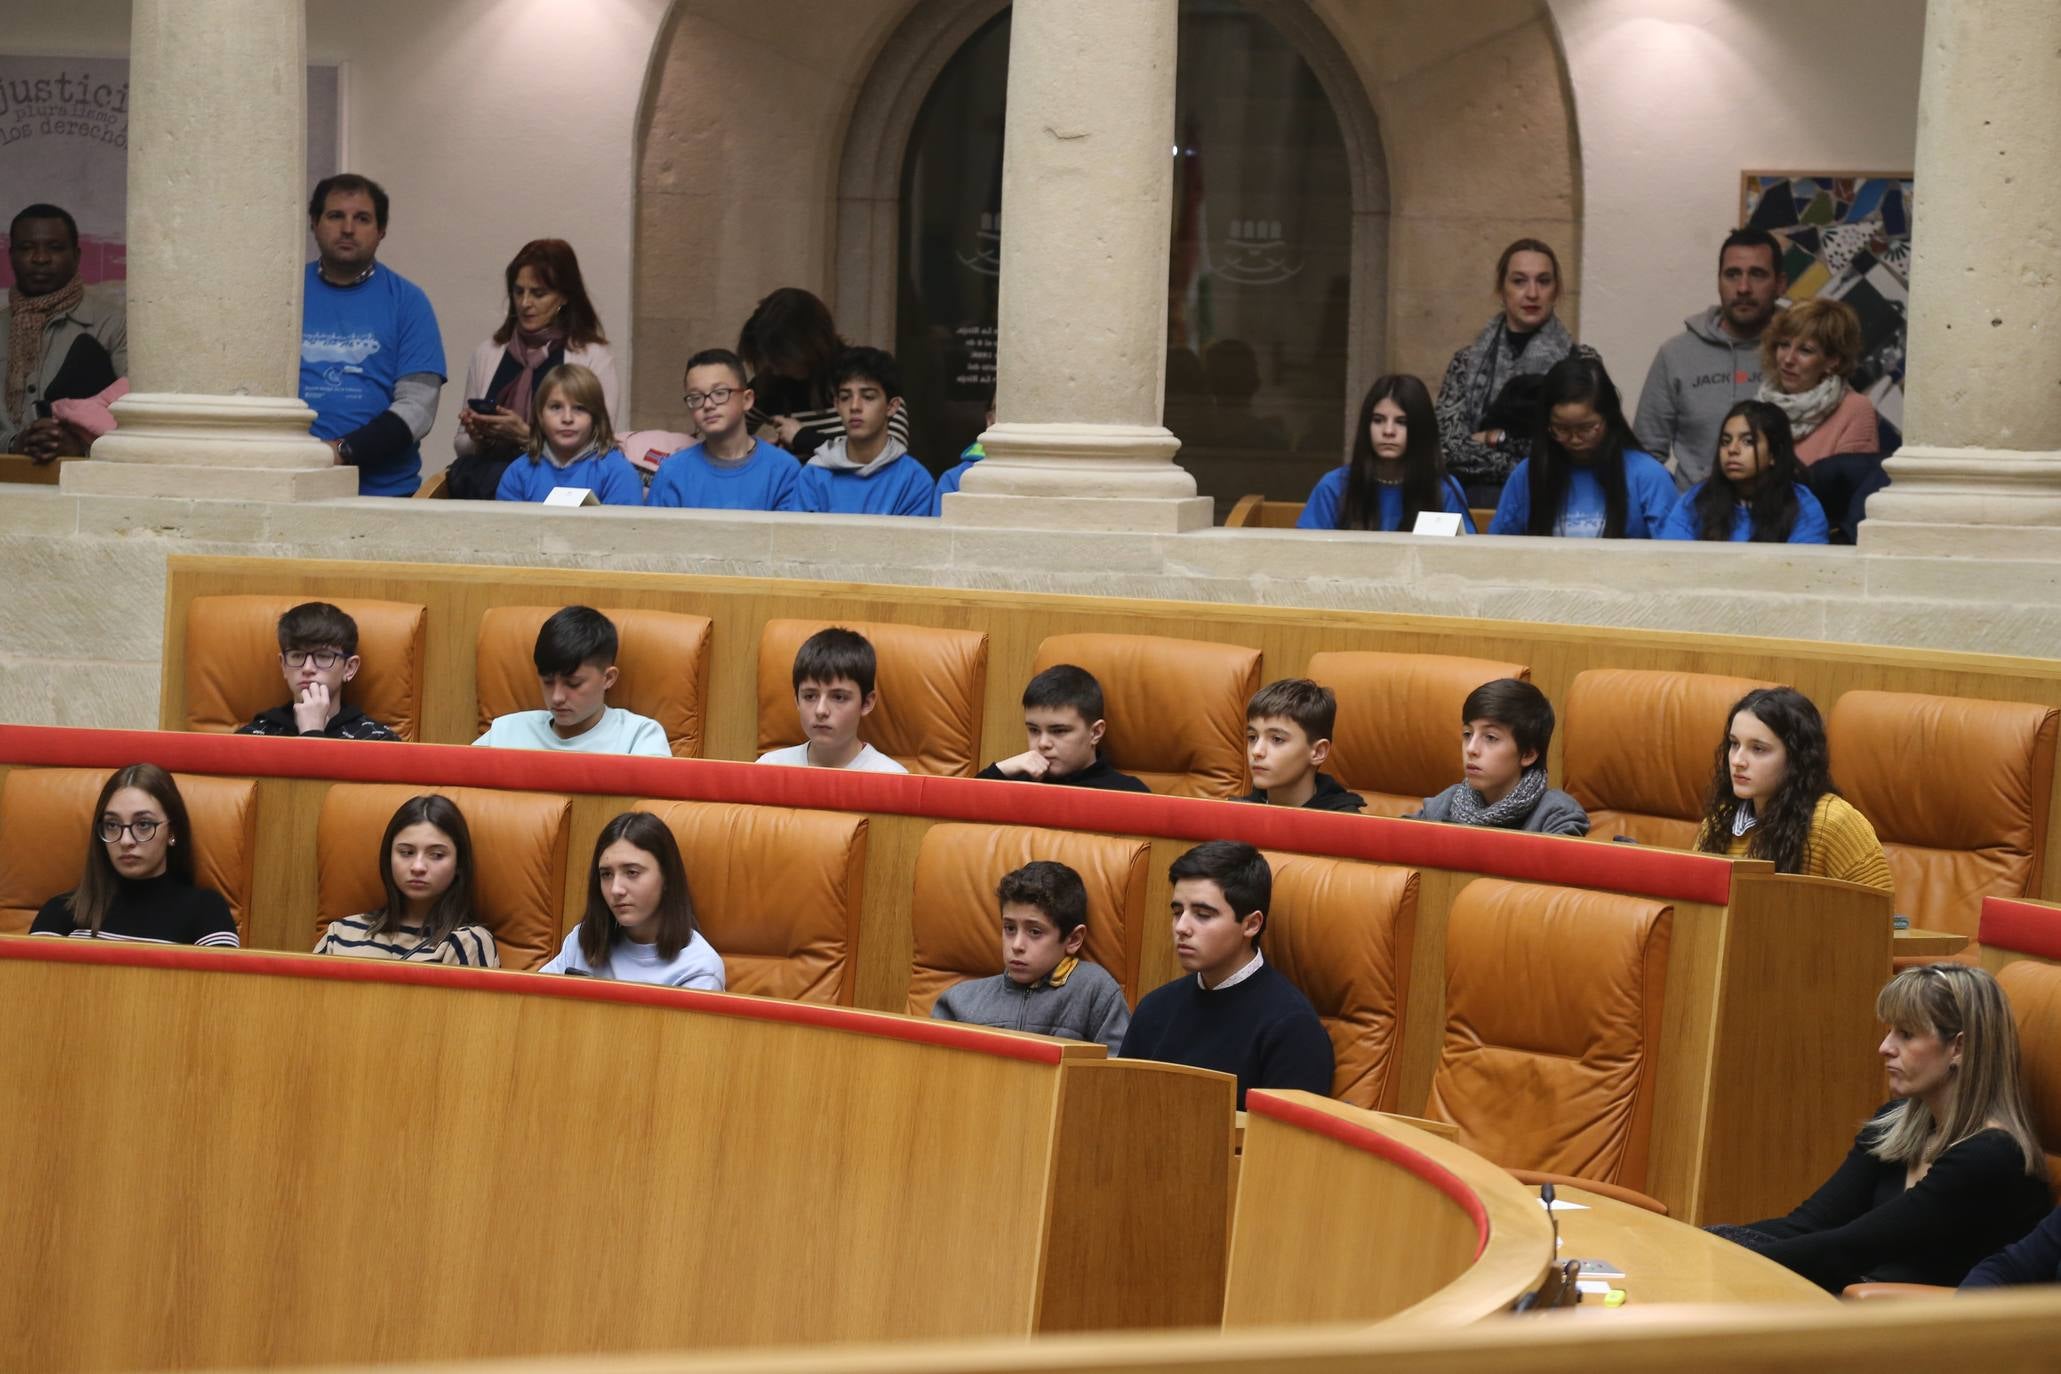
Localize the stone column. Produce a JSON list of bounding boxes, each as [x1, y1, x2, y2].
[[63, 0, 354, 501], [1859, 0, 2061, 557], [941, 0, 1211, 532]]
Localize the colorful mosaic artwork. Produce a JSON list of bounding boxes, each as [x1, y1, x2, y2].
[[1741, 172, 1915, 429]]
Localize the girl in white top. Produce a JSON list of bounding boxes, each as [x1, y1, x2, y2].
[[542, 812, 725, 989]]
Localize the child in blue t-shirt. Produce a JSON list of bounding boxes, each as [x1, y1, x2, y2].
[[800, 347, 936, 517], [1489, 355, 1676, 537], [494, 363, 643, 506], [1658, 400, 1830, 544], [649, 348, 808, 511], [931, 392, 994, 515], [1298, 375, 1475, 533]]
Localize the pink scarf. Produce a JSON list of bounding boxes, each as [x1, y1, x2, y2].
[[495, 325, 565, 423], [6, 274, 86, 420]]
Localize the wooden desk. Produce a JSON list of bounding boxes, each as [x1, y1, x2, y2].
[[1551, 1185, 1833, 1308], [1894, 927, 1971, 958]]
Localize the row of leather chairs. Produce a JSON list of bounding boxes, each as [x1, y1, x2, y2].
[[0, 763, 1673, 1192], [178, 595, 2059, 946]]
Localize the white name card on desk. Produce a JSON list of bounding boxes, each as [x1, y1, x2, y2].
[[544, 486, 599, 507], [1412, 511, 1463, 537]]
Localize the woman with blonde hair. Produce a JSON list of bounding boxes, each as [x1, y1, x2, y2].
[[1710, 964, 2050, 1290], [1758, 297, 1889, 538]]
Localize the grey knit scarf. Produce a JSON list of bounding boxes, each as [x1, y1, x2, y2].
[[1448, 765, 1550, 828]]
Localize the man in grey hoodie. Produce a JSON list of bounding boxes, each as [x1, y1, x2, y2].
[[1634, 228, 1788, 488]]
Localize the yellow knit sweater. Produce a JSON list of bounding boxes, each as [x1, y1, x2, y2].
[[1710, 793, 1894, 894]]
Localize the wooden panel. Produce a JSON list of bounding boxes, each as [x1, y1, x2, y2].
[[0, 943, 1203, 1370], [1223, 1097, 1548, 1328], [0, 454, 66, 485], [1038, 1060, 1235, 1332], [158, 556, 2061, 904]]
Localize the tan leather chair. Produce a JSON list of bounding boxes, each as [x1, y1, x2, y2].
[[0, 766, 259, 940], [1998, 960, 2061, 1197], [1259, 851, 1420, 1111], [1561, 667, 1777, 847], [1031, 632, 1261, 798], [755, 619, 988, 776], [183, 594, 427, 741], [315, 783, 572, 970], [1305, 651, 1531, 818], [634, 799, 868, 1004], [476, 605, 712, 757], [905, 823, 1152, 1015], [1424, 877, 1674, 1191], [1830, 691, 2059, 946]]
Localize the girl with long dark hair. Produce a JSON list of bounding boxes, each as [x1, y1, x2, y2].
[[1488, 355, 1676, 538], [738, 287, 911, 460], [1297, 374, 1473, 532], [1693, 686, 1890, 891], [1658, 400, 1828, 543], [30, 764, 238, 946], [314, 795, 496, 966], [540, 812, 725, 989]]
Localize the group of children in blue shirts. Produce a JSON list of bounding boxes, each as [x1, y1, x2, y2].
[[494, 346, 941, 517], [1299, 355, 1830, 544]]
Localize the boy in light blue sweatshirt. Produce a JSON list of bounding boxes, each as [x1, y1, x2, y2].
[[931, 860, 1130, 1053]]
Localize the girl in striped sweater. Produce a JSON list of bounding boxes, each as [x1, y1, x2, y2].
[[1694, 686, 1892, 893], [315, 795, 498, 967]]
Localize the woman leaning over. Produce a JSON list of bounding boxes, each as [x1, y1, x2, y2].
[[1710, 964, 2049, 1291], [449, 239, 621, 499]]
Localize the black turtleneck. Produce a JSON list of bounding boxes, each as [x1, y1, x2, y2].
[[30, 871, 239, 947]]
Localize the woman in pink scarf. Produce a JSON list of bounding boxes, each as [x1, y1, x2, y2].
[[1758, 298, 1890, 541], [449, 239, 619, 499]]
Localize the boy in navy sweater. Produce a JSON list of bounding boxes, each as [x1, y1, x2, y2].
[[1119, 841, 1333, 1107], [1240, 678, 1366, 813], [977, 664, 1150, 793]]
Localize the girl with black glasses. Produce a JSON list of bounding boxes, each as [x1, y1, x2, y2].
[[30, 763, 238, 947]]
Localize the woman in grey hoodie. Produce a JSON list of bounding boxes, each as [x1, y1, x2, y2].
[[1406, 678, 1590, 837]]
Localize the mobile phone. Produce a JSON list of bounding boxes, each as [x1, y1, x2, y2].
[[466, 398, 501, 414]]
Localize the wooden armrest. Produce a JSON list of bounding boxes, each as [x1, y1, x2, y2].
[[1375, 1111, 1459, 1143], [1841, 1282, 1955, 1300], [1507, 1169, 1668, 1215], [412, 469, 450, 499], [1225, 493, 1264, 528]]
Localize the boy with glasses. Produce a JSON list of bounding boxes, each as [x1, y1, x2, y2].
[[647, 348, 808, 511], [237, 602, 402, 740]]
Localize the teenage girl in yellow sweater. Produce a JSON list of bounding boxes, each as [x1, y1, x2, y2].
[[1694, 686, 1893, 893]]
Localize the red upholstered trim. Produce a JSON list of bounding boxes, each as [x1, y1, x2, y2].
[[1246, 1091, 1490, 1260], [1979, 896, 2061, 962], [0, 935, 1067, 1065], [0, 726, 1733, 904]]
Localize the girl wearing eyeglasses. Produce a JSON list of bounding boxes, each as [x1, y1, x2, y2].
[[1487, 355, 1677, 538], [30, 763, 239, 947]]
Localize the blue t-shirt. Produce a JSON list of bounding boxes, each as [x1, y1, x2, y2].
[[1487, 450, 1676, 538], [648, 439, 807, 511], [299, 261, 446, 497], [1657, 482, 1830, 543], [1296, 468, 1476, 532], [494, 447, 644, 506], [802, 454, 937, 516], [930, 442, 983, 516]]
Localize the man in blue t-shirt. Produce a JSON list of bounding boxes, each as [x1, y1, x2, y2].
[[299, 174, 446, 496]]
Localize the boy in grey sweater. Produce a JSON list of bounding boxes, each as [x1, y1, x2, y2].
[[1407, 678, 1589, 837], [931, 860, 1131, 1053]]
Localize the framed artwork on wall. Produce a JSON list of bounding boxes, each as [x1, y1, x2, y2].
[[1740, 171, 1915, 429]]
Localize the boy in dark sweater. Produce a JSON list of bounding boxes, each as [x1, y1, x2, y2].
[[1405, 678, 1588, 836], [1240, 678, 1366, 813], [930, 860, 1131, 1053], [236, 601, 401, 741], [1119, 841, 1333, 1107], [977, 664, 1150, 793]]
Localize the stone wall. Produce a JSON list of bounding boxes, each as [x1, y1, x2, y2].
[[4, 491, 2054, 736]]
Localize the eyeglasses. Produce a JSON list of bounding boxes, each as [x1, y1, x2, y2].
[[1547, 418, 1605, 442], [98, 817, 162, 843], [682, 387, 739, 410], [283, 649, 346, 670]]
